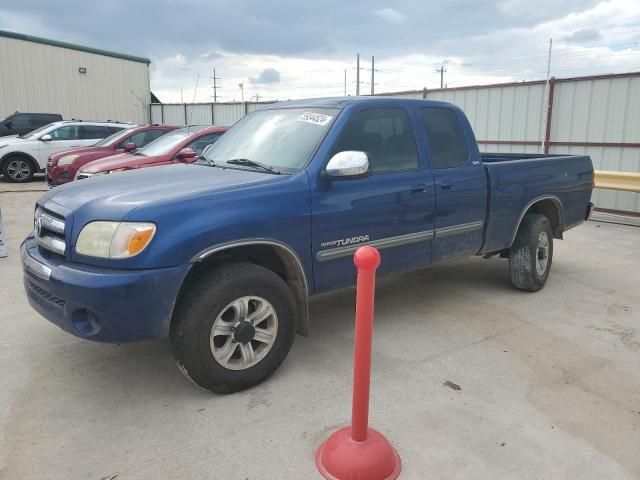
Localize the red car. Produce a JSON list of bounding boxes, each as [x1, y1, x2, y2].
[[75, 126, 227, 180], [47, 124, 180, 186]]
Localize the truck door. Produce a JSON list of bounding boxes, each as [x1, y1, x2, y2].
[[311, 106, 435, 293], [420, 106, 488, 262]]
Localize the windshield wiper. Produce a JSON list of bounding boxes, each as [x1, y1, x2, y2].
[[226, 158, 282, 175]]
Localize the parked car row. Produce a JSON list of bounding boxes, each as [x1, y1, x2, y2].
[[47, 124, 179, 185], [72, 125, 226, 182], [0, 115, 227, 184]]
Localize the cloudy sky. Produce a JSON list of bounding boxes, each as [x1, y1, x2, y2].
[[1, 0, 640, 103]]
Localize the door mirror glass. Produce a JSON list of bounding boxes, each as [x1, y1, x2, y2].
[[40, 134, 52, 142], [326, 151, 369, 178], [176, 147, 197, 161], [124, 142, 137, 152]]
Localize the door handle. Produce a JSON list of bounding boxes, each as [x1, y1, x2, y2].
[[440, 182, 454, 190], [410, 184, 427, 193]]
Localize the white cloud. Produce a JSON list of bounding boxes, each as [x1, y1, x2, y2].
[[372, 8, 406, 25]]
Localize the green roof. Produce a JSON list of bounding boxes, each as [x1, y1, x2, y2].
[[0, 29, 151, 65]]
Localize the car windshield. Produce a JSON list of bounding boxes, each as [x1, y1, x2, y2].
[[202, 107, 339, 172], [94, 128, 134, 147], [136, 130, 191, 156]]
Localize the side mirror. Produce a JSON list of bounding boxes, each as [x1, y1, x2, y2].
[[5, 121, 12, 129], [40, 134, 52, 142], [124, 142, 137, 152], [176, 147, 197, 161], [325, 151, 369, 178]]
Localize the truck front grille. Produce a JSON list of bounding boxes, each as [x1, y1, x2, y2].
[[34, 208, 66, 257]]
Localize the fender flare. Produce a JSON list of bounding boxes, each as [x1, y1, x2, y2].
[[509, 195, 565, 247], [190, 238, 310, 336]]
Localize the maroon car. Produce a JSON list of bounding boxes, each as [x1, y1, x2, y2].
[[75, 126, 227, 180], [47, 124, 180, 186]]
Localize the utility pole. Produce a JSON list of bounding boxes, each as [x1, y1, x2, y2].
[[436, 65, 446, 88], [254, 92, 260, 102], [371, 56, 375, 95], [192, 73, 200, 103], [344, 69, 347, 96], [356, 53, 360, 96], [180, 88, 184, 103], [210, 68, 221, 103], [239, 83, 244, 103], [540, 38, 553, 153]]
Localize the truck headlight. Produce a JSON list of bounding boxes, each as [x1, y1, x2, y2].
[[57, 154, 79, 166], [76, 221, 156, 258]]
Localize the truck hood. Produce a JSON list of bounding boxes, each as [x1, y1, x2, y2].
[[80, 152, 166, 173], [39, 164, 275, 219]]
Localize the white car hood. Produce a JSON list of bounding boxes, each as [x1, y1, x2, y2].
[[0, 135, 27, 145]]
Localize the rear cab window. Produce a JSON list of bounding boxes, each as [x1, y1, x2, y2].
[[421, 107, 470, 169]]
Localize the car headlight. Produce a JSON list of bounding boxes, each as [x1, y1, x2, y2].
[[57, 154, 79, 166], [0, 145, 7, 149], [76, 221, 156, 258]]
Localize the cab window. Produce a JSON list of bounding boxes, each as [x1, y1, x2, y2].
[[421, 108, 469, 169], [331, 108, 419, 172]]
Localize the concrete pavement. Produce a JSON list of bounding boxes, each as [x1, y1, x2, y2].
[[1, 179, 639, 479]]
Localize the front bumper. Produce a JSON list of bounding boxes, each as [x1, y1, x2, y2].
[[47, 163, 74, 187], [21, 235, 190, 343]]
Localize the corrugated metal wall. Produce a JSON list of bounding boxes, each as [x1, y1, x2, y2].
[[150, 102, 264, 127], [0, 35, 149, 124], [549, 76, 640, 213], [151, 73, 640, 213]]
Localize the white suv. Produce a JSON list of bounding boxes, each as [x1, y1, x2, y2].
[[0, 121, 134, 182]]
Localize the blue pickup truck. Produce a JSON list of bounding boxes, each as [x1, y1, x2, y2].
[[22, 97, 594, 393]]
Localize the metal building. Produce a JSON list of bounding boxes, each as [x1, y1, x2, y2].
[[0, 30, 150, 125]]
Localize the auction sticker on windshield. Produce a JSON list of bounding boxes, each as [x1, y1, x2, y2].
[[298, 112, 333, 126]]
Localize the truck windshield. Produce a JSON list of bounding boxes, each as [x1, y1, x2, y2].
[[202, 108, 339, 172]]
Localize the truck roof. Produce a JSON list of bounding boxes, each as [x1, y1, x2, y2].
[[266, 96, 455, 110]]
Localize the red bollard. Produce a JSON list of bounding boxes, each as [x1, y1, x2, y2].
[[316, 246, 402, 480]]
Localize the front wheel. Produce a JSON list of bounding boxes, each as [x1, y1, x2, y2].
[[2, 156, 35, 182], [509, 213, 553, 291], [170, 262, 297, 393]]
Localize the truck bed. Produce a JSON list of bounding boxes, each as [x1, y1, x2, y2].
[[479, 153, 594, 254]]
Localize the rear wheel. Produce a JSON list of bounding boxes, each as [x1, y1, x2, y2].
[[509, 213, 553, 291], [170, 262, 297, 393], [2, 156, 35, 182]]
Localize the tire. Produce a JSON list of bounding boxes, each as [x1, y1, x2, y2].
[[2, 155, 35, 182], [170, 262, 297, 394], [509, 213, 553, 292]]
